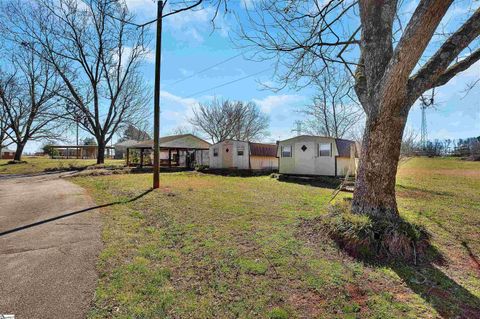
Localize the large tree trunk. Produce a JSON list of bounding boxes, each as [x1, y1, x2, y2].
[[352, 107, 408, 221], [96, 139, 105, 164], [14, 142, 25, 161]]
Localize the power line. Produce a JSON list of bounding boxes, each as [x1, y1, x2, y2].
[[184, 68, 270, 98], [166, 51, 247, 87]]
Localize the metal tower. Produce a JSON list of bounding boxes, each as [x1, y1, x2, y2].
[[292, 120, 302, 136], [419, 88, 435, 150], [420, 104, 428, 149]]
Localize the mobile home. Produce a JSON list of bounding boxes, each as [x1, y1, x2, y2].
[[277, 135, 359, 176], [209, 140, 278, 171]]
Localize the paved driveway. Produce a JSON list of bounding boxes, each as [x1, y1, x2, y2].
[[0, 173, 102, 319]]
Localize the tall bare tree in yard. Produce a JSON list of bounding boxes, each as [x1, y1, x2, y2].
[[0, 105, 12, 155], [1, 0, 150, 164], [189, 98, 269, 143], [299, 71, 363, 138], [0, 44, 64, 161], [241, 1, 480, 221]]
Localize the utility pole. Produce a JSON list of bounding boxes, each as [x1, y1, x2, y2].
[[153, 0, 163, 189]]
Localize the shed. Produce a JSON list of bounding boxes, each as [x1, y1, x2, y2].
[[0, 148, 15, 160], [209, 140, 278, 171], [277, 135, 359, 176]]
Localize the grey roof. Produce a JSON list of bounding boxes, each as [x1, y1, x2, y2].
[[115, 139, 139, 147], [130, 134, 211, 149], [335, 139, 359, 157]]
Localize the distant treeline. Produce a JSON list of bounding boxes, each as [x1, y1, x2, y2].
[[402, 136, 480, 160]]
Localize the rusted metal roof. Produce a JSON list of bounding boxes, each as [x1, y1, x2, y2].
[[249, 142, 277, 157]]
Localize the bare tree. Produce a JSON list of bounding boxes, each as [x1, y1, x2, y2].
[[0, 105, 13, 155], [189, 99, 269, 143], [0, 43, 64, 161], [118, 124, 152, 142], [240, 1, 480, 221], [169, 125, 199, 137], [298, 71, 363, 138], [1, 0, 151, 163], [399, 127, 419, 163]]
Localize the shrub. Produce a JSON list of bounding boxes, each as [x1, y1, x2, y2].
[[42, 144, 59, 158], [194, 164, 208, 171], [268, 307, 289, 319], [322, 201, 430, 263]]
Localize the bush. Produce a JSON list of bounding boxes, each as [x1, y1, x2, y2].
[[322, 201, 430, 262], [194, 164, 208, 171], [42, 144, 59, 158], [268, 307, 289, 319]]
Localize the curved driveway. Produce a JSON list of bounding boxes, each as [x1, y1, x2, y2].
[[0, 173, 102, 319]]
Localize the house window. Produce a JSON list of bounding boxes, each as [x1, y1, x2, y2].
[[318, 143, 331, 157], [281, 145, 292, 157], [213, 148, 218, 157], [237, 147, 244, 156]]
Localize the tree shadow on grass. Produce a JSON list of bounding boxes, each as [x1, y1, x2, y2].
[[301, 210, 480, 318], [0, 189, 153, 237], [338, 228, 480, 318], [389, 261, 480, 318]]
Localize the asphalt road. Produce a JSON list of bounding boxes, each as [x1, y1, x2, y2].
[[0, 172, 102, 319]]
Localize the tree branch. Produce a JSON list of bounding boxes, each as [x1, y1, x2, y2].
[[407, 7, 480, 104], [377, 0, 453, 107]]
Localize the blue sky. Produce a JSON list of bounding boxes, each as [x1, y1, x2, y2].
[[24, 0, 480, 152]]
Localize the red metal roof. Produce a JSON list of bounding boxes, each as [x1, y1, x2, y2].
[[249, 142, 277, 157]]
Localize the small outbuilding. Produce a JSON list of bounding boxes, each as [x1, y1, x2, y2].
[[209, 140, 278, 171], [277, 135, 359, 177], [0, 148, 15, 159]]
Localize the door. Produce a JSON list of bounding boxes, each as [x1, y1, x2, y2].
[[295, 142, 315, 175], [223, 142, 233, 168]]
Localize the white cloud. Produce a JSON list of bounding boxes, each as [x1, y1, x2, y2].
[[124, 0, 156, 14], [124, 0, 231, 43], [252, 95, 304, 114], [165, 5, 230, 42], [161, 90, 198, 109]]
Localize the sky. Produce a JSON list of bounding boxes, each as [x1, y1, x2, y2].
[[23, 0, 480, 153]]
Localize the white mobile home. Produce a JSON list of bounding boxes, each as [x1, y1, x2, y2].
[[277, 135, 359, 176], [209, 140, 278, 171]]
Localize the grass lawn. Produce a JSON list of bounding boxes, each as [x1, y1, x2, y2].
[[0, 156, 125, 175], [74, 157, 480, 318]]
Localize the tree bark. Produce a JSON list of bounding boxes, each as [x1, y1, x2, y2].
[[96, 139, 105, 164], [14, 142, 25, 161], [352, 105, 408, 221]]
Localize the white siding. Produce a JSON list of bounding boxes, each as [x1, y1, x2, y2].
[[278, 136, 339, 176], [209, 140, 250, 169]]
